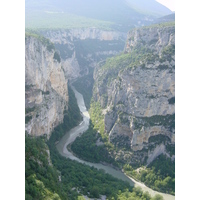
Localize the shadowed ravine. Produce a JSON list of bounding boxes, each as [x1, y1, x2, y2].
[[56, 86, 175, 200]]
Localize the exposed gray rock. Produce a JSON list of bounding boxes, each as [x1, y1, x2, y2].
[[40, 28, 126, 79], [93, 23, 175, 164], [25, 35, 68, 137]]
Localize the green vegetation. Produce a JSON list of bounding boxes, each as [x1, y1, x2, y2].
[[117, 188, 163, 200], [53, 51, 61, 63], [25, 0, 155, 31], [148, 135, 171, 144], [26, 85, 155, 199], [25, 135, 64, 200], [71, 122, 118, 166], [42, 91, 50, 95], [49, 132, 133, 199], [25, 12, 113, 30], [89, 100, 115, 154], [25, 84, 33, 90], [26, 85, 83, 199], [160, 44, 175, 63], [73, 69, 94, 109], [25, 107, 35, 114], [102, 52, 132, 71], [147, 134, 175, 153], [99, 47, 159, 85], [25, 32, 55, 52], [133, 114, 175, 131], [124, 154, 175, 195], [168, 97, 175, 104], [52, 86, 82, 142], [25, 115, 32, 124], [89, 100, 105, 137], [97, 22, 175, 83], [157, 64, 169, 70], [140, 21, 175, 30]]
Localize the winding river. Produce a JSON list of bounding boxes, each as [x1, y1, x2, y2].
[[56, 86, 175, 200]]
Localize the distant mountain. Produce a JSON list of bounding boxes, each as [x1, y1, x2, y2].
[[125, 0, 173, 17], [153, 13, 175, 24], [25, 0, 173, 31]]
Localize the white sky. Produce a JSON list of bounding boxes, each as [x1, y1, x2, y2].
[[156, 0, 175, 11]]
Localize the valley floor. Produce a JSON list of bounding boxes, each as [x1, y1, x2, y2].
[[57, 87, 175, 200]]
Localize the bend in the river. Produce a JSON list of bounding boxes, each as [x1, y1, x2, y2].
[[56, 86, 175, 200]]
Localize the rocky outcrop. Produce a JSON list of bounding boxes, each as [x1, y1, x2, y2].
[[25, 34, 68, 137], [125, 23, 175, 54], [40, 28, 126, 79], [42, 28, 125, 43], [93, 22, 175, 164]]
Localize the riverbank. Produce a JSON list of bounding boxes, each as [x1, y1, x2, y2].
[[56, 86, 175, 200], [126, 175, 175, 200]]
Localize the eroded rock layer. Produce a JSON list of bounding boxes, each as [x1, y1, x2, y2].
[[93, 22, 175, 164], [25, 34, 68, 137]]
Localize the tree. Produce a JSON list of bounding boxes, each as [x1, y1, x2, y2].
[[90, 186, 100, 198], [152, 194, 164, 200]]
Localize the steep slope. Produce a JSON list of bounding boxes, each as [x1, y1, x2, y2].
[[92, 22, 175, 165], [40, 28, 126, 80], [125, 0, 172, 16], [25, 33, 68, 137], [153, 13, 175, 24]]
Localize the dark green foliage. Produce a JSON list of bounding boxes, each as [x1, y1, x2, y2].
[[25, 85, 83, 199], [25, 116, 32, 124], [168, 97, 175, 104], [25, 84, 34, 90], [166, 144, 175, 157], [111, 135, 131, 150], [50, 86, 82, 142], [42, 91, 50, 95], [25, 32, 55, 52], [158, 64, 169, 70], [48, 138, 132, 199], [119, 113, 130, 125], [47, 116, 133, 199], [53, 51, 61, 63], [25, 107, 35, 114], [73, 69, 94, 109], [71, 122, 118, 166], [160, 44, 175, 62], [148, 135, 171, 144], [134, 114, 175, 131], [25, 135, 64, 199], [25, 84, 158, 199], [117, 187, 162, 200], [124, 154, 175, 195]]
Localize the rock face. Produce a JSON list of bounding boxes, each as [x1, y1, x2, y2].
[[93, 23, 175, 164], [41, 28, 126, 79], [43, 28, 125, 43], [25, 34, 68, 137]]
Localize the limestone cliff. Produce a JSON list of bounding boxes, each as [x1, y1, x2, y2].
[[25, 34, 68, 137], [93, 22, 175, 165], [40, 28, 126, 79], [43, 28, 125, 43]]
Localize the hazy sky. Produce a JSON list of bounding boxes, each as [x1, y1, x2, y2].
[[156, 0, 175, 11]]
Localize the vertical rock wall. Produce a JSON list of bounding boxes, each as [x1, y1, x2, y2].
[[25, 35, 68, 137]]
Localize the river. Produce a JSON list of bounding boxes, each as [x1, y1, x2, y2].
[[56, 86, 175, 200]]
